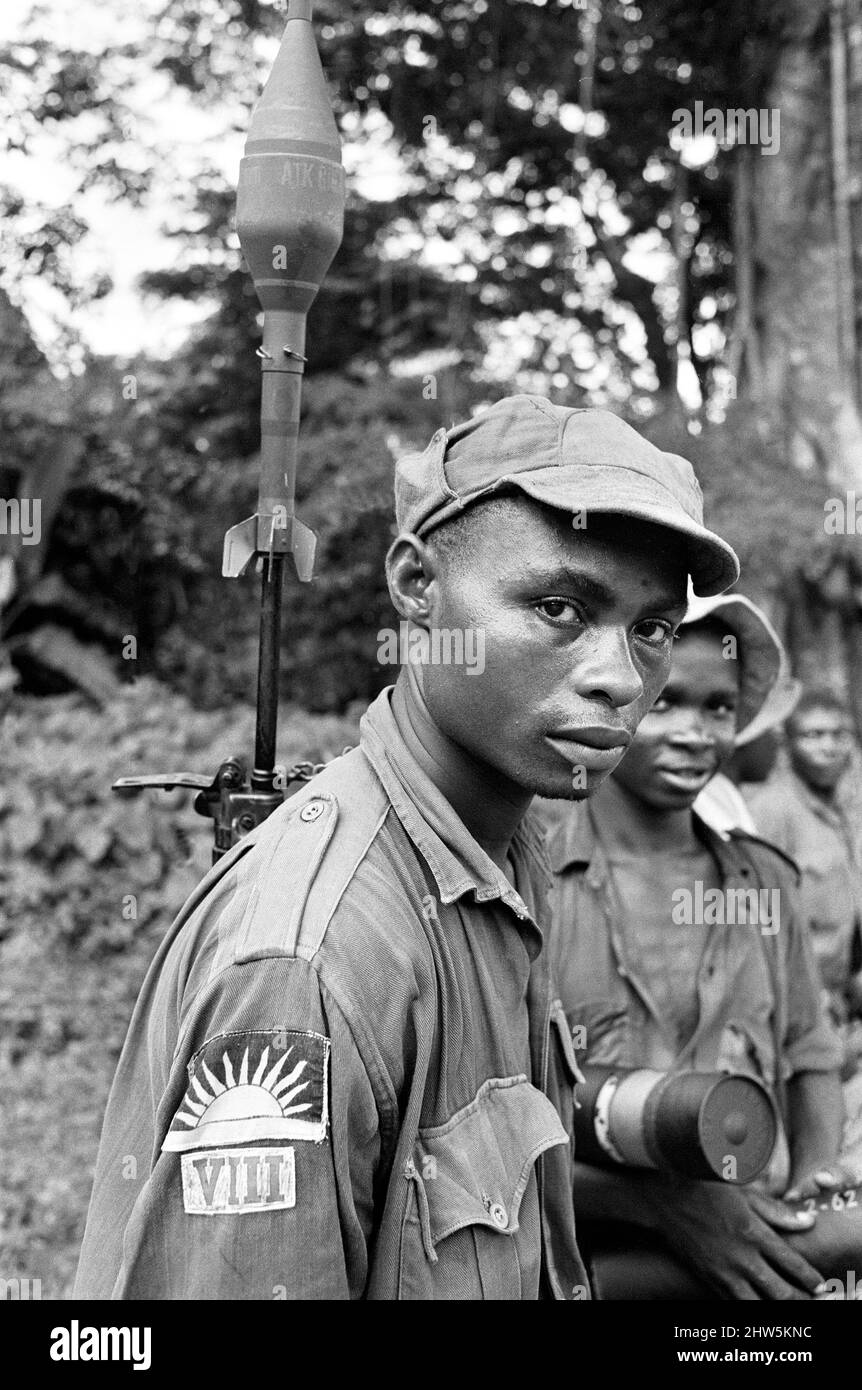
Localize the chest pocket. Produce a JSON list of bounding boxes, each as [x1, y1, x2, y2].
[[397, 1076, 568, 1300]]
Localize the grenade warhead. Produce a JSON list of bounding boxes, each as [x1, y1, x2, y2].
[[224, 0, 345, 581]]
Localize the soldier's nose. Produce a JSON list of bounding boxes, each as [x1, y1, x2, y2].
[[571, 629, 643, 709]]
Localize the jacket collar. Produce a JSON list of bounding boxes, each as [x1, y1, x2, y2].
[[359, 687, 550, 920], [546, 796, 748, 884]]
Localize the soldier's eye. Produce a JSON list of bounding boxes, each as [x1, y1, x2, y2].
[[633, 618, 674, 647], [535, 598, 582, 626], [709, 699, 737, 717]]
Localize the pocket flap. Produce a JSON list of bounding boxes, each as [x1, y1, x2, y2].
[[415, 1076, 568, 1246]]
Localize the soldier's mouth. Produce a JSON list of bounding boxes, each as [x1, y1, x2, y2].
[[655, 765, 715, 792], [545, 734, 630, 773]]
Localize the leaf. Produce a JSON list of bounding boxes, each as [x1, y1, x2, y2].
[[7, 788, 43, 855], [112, 800, 154, 853], [76, 822, 114, 866], [134, 850, 165, 888]]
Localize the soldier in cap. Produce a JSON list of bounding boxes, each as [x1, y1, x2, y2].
[[75, 395, 737, 1300], [692, 599, 801, 838], [746, 689, 862, 1027], [545, 592, 857, 1299]]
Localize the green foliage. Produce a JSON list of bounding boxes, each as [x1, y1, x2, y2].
[[45, 364, 449, 709], [0, 0, 839, 711], [3, 1, 796, 395], [641, 403, 833, 599]]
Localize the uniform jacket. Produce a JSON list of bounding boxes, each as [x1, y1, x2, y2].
[[745, 769, 862, 996], [546, 804, 842, 1093], [75, 690, 588, 1301]]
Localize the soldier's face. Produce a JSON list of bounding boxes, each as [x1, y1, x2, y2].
[[610, 628, 739, 811], [788, 706, 854, 792], [416, 500, 688, 799]]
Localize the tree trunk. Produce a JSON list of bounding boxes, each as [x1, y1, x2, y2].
[[735, 0, 862, 717]]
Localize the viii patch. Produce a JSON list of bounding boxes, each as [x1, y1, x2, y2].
[[162, 1028, 330, 1154], [181, 1147, 296, 1215]]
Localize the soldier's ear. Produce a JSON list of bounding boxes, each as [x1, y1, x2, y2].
[[386, 532, 438, 624]]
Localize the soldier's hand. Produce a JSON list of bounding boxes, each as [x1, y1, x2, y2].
[[639, 1173, 826, 1300], [746, 1188, 818, 1230], [784, 1162, 856, 1202]]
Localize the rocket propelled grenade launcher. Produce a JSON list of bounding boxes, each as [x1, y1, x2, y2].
[[224, 0, 344, 582], [113, 1, 345, 859]]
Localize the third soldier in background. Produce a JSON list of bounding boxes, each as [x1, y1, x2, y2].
[[745, 691, 862, 1039]]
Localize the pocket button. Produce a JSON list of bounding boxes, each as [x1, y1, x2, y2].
[[489, 1201, 508, 1229]]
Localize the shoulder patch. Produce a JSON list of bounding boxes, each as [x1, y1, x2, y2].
[[162, 1027, 330, 1153], [180, 1147, 296, 1216]]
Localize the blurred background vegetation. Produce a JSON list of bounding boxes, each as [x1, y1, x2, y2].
[[1, 0, 862, 1293], [2, 0, 862, 715]]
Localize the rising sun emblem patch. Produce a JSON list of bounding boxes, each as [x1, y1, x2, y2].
[[162, 1028, 330, 1153]]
